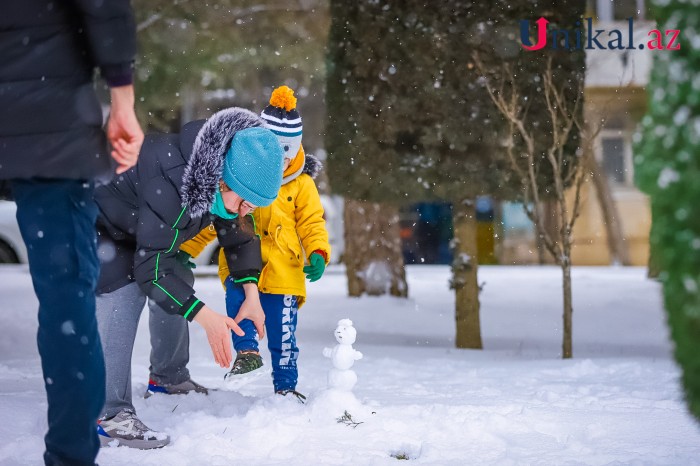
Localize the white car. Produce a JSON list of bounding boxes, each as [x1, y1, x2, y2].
[[0, 201, 28, 263]]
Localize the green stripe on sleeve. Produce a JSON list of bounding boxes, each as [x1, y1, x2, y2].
[[152, 281, 183, 306], [172, 206, 187, 228], [151, 206, 189, 307], [234, 277, 259, 283], [183, 299, 201, 320], [165, 229, 179, 253]]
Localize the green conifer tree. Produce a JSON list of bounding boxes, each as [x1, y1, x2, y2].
[[135, 0, 328, 142], [634, 1, 700, 420]]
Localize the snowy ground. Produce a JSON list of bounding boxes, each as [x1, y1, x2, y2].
[[1, 265, 699, 465]]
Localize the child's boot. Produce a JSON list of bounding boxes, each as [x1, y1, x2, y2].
[[224, 351, 265, 385], [276, 389, 307, 404]]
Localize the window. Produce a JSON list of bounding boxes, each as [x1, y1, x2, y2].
[[613, 0, 638, 20], [586, 0, 597, 17], [592, 0, 648, 21], [601, 136, 626, 184]]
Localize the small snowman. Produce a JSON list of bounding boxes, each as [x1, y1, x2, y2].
[[323, 319, 363, 391]]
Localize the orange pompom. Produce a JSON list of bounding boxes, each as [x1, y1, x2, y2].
[[269, 86, 297, 112]]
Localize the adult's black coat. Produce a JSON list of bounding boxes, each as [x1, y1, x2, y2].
[[0, 0, 136, 182], [95, 108, 266, 321]]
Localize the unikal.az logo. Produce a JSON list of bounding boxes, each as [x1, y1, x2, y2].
[[519, 17, 680, 51]]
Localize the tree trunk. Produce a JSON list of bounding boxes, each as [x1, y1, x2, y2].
[[343, 198, 408, 297], [586, 156, 630, 265], [537, 200, 559, 265], [647, 241, 661, 278], [452, 199, 483, 349], [535, 202, 548, 265], [647, 221, 661, 278], [561, 257, 573, 358]]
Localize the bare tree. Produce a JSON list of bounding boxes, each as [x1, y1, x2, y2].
[[476, 56, 599, 358]]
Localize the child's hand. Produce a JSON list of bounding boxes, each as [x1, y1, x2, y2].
[[174, 250, 196, 269], [303, 252, 326, 282], [193, 305, 244, 368]]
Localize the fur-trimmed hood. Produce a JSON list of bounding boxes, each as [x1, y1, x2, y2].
[[181, 107, 265, 217], [302, 153, 323, 179], [282, 152, 323, 185]]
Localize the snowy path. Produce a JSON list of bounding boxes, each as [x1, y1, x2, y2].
[[0, 265, 699, 465]]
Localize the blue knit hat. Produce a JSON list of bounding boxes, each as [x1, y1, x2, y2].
[[222, 127, 284, 207]]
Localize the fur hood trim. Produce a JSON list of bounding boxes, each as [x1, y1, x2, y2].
[[281, 152, 323, 185], [181, 108, 264, 217], [303, 153, 323, 179]]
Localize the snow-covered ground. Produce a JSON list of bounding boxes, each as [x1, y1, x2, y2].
[[1, 265, 699, 465]]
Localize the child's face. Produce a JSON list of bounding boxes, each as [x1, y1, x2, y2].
[[283, 157, 291, 170]]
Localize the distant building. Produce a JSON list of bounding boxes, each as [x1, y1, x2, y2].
[[502, 0, 655, 265], [572, 0, 653, 265]]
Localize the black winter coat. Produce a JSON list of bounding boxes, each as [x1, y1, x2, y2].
[[0, 0, 136, 181], [95, 108, 267, 321]]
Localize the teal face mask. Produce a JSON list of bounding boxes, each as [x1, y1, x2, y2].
[[210, 190, 238, 220]]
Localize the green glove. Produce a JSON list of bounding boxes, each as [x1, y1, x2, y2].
[[303, 252, 326, 282], [175, 250, 197, 269]]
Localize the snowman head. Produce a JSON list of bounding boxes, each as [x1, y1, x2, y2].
[[334, 319, 357, 345]]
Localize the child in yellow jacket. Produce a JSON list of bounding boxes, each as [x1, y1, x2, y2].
[[219, 86, 330, 401]]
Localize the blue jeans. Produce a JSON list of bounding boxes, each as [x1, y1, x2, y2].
[[12, 179, 104, 466], [225, 279, 299, 392]]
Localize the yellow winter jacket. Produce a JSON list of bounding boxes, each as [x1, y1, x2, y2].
[[179, 224, 216, 258], [218, 167, 330, 307]]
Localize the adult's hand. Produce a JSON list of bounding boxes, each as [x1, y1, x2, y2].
[[107, 85, 144, 174], [235, 282, 266, 339], [193, 305, 244, 368]]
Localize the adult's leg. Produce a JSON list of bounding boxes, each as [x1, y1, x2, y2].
[[262, 294, 299, 392], [148, 263, 193, 385], [96, 282, 146, 418], [12, 179, 103, 466], [225, 278, 259, 353]]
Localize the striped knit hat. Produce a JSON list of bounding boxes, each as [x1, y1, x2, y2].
[[260, 86, 303, 160]]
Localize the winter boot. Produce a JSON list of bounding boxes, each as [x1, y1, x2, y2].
[[144, 378, 209, 398], [276, 389, 307, 404], [224, 351, 266, 387], [97, 410, 170, 449], [224, 351, 264, 379]]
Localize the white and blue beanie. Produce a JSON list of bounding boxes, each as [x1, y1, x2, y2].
[[222, 127, 283, 207], [260, 86, 303, 160]]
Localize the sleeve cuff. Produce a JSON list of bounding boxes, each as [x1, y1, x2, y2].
[[312, 249, 328, 262], [180, 296, 205, 322], [101, 62, 135, 87], [230, 269, 261, 286], [233, 276, 259, 285]]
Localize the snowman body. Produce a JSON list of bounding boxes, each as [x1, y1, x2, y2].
[[323, 319, 362, 390], [328, 367, 358, 391]]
